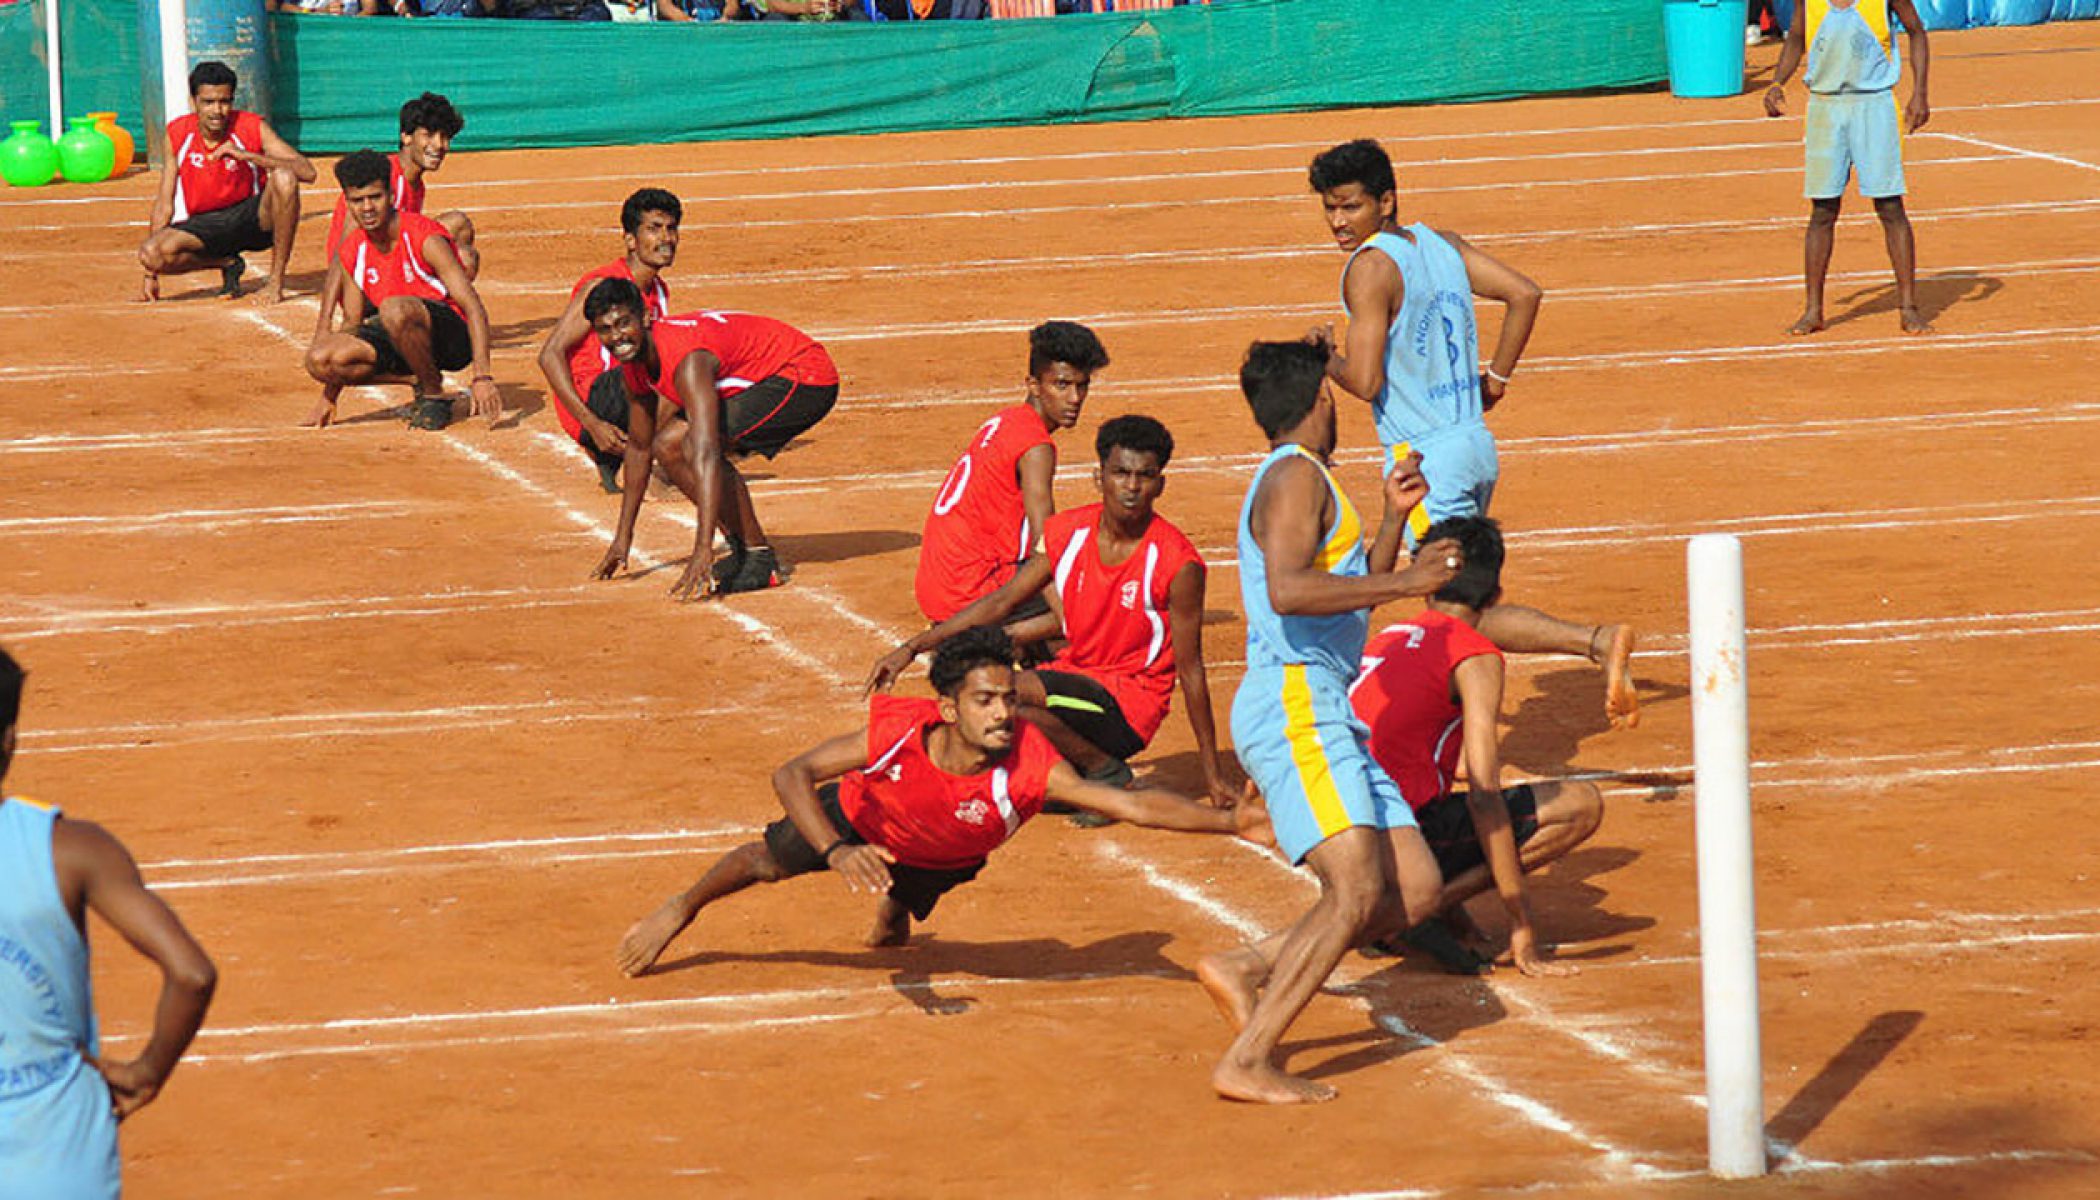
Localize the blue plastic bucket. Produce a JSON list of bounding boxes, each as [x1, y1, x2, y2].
[[1664, 0, 1750, 98]]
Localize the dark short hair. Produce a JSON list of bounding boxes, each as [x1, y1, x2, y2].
[[583, 277, 647, 324], [1028, 321, 1110, 377], [929, 626, 1015, 697], [0, 645, 23, 735], [1309, 138, 1396, 198], [1419, 516, 1504, 610], [334, 149, 392, 193], [621, 187, 683, 235], [1096, 414, 1173, 468], [1239, 340, 1328, 439], [399, 92, 464, 138], [188, 61, 237, 96]]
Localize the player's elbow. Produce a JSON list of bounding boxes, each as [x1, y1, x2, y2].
[[171, 950, 218, 1000]]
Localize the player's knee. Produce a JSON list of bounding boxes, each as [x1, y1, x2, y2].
[[1568, 780, 1605, 839], [1873, 196, 1909, 224], [1808, 201, 1842, 228], [1323, 872, 1384, 937], [1398, 873, 1443, 929], [737, 841, 787, 883], [441, 211, 476, 244], [651, 425, 685, 461], [137, 238, 166, 272]]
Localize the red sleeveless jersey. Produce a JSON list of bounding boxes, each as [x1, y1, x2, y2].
[[622, 311, 836, 411], [167, 111, 265, 221], [838, 695, 1063, 870], [324, 154, 426, 263], [1349, 609, 1502, 810], [337, 212, 465, 320], [915, 404, 1055, 622], [1041, 505, 1205, 746], [555, 261, 671, 439]]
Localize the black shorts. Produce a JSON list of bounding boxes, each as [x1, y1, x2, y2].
[[355, 300, 473, 379], [171, 193, 273, 260], [574, 371, 635, 467], [1414, 784, 1541, 880], [1033, 668, 1146, 761], [762, 783, 983, 921], [725, 377, 838, 459]]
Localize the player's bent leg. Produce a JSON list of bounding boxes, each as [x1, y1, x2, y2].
[[1198, 932, 1284, 1034], [1519, 779, 1604, 869], [616, 840, 787, 976], [651, 418, 701, 502], [437, 211, 480, 279], [304, 331, 380, 386], [1476, 607, 1639, 728], [1363, 825, 1444, 948], [376, 296, 443, 396], [258, 168, 302, 304]]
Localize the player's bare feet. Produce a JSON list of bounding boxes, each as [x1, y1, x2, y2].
[[1197, 949, 1264, 1033], [256, 278, 287, 305], [1785, 310, 1824, 336], [1212, 1056, 1337, 1105], [865, 900, 910, 948], [616, 898, 697, 976], [1900, 306, 1934, 335], [1592, 624, 1640, 729]]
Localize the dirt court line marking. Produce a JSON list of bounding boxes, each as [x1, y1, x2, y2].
[[1928, 130, 2100, 174], [0, 585, 609, 642], [146, 826, 748, 871], [0, 501, 413, 536], [151, 844, 746, 892]]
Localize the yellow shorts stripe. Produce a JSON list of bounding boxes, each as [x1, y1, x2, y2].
[[4, 795, 53, 811], [1279, 666, 1354, 839]]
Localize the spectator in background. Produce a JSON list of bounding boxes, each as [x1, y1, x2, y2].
[[659, 0, 741, 19], [266, 0, 380, 13], [390, 0, 498, 15], [742, 0, 847, 19]]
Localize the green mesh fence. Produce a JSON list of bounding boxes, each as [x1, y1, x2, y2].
[[3, 0, 1667, 154], [0, 0, 147, 143]]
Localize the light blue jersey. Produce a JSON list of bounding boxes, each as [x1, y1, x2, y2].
[[1805, 0, 1902, 95], [0, 798, 119, 1200], [1345, 224, 1482, 451], [1237, 445, 1371, 682]]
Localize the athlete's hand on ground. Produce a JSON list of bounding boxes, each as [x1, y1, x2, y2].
[[1233, 780, 1275, 848], [864, 647, 915, 697], [828, 843, 895, 894], [1508, 926, 1576, 978], [1904, 92, 1930, 133], [300, 397, 337, 429], [669, 553, 716, 602], [586, 420, 629, 457], [468, 377, 501, 419], [592, 542, 629, 581], [85, 1053, 164, 1121], [136, 273, 159, 303], [1762, 84, 1787, 118], [1397, 537, 1463, 593], [1204, 766, 1244, 811]]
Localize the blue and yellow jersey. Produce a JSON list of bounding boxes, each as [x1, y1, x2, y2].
[[1343, 223, 1482, 452], [1805, 0, 1903, 95], [1237, 445, 1371, 682]]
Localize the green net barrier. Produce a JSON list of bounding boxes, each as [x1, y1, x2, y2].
[[3, 0, 1667, 154], [0, 0, 147, 142]]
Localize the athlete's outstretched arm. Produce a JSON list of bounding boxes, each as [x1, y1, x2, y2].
[[866, 555, 1057, 695], [1254, 456, 1457, 617], [55, 819, 216, 1120], [1166, 560, 1237, 808], [670, 351, 727, 601], [423, 236, 499, 418], [1451, 655, 1569, 978], [537, 292, 627, 458], [1324, 250, 1403, 402], [1444, 232, 1541, 410], [1046, 762, 1272, 843], [772, 731, 892, 894], [596, 387, 657, 580]]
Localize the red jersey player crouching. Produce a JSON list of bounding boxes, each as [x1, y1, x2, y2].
[[1349, 516, 1603, 976], [321, 93, 482, 325], [915, 322, 1111, 641], [583, 279, 841, 599], [869, 415, 1237, 812], [302, 150, 500, 431], [535, 189, 681, 494], [616, 626, 1270, 975]]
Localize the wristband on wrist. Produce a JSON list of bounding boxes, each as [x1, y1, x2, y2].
[[819, 839, 848, 861], [471, 374, 494, 384], [1483, 364, 1512, 386]]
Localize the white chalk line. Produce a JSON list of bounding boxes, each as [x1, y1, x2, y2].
[[146, 825, 747, 871], [0, 501, 412, 536], [1928, 130, 2100, 175], [150, 843, 752, 892], [0, 584, 609, 642]]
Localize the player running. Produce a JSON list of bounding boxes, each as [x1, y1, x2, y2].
[[616, 626, 1269, 975], [583, 280, 840, 598], [536, 188, 681, 493]]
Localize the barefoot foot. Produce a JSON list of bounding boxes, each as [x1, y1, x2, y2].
[[1899, 306, 1934, 335], [1785, 310, 1825, 336], [1212, 1056, 1338, 1105], [1596, 624, 1640, 729], [617, 899, 697, 977], [865, 901, 910, 948], [1197, 950, 1264, 1034]]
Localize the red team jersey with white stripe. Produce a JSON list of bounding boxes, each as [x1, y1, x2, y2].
[[915, 404, 1056, 622], [837, 695, 1063, 870], [166, 111, 265, 222], [621, 310, 837, 411], [324, 154, 426, 262], [1042, 505, 1205, 746], [554, 260, 671, 440], [1349, 609, 1502, 810], [336, 212, 465, 320]]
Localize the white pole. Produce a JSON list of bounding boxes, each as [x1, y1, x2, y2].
[[1687, 533, 1765, 1178], [45, 0, 63, 140], [159, 0, 190, 142]]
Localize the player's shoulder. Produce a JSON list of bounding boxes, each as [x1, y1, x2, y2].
[[574, 258, 630, 294], [234, 110, 265, 140], [1147, 511, 1204, 565], [1011, 717, 1065, 780], [869, 692, 941, 735], [167, 113, 197, 140], [1045, 503, 1099, 543]]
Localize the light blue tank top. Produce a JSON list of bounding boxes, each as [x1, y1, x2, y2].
[[1805, 0, 1902, 95], [0, 798, 118, 1200], [1238, 445, 1371, 682], [1344, 224, 1482, 449]]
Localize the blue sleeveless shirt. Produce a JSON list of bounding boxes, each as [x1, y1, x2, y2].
[[1344, 224, 1482, 449], [0, 798, 119, 1200], [1238, 445, 1371, 682]]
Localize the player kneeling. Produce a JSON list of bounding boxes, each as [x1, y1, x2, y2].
[[617, 626, 1270, 975]]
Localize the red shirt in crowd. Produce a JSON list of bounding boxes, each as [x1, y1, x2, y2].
[[837, 695, 1063, 870], [325, 153, 425, 263], [916, 404, 1055, 623], [1040, 504, 1205, 748], [555, 260, 671, 440], [1350, 609, 1503, 811], [622, 310, 837, 412], [336, 211, 465, 320], [167, 111, 264, 222]]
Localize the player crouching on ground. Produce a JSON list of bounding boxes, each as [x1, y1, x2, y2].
[[616, 626, 1271, 976], [302, 149, 500, 431], [1350, 516, 1602, 976], [583, 280, 841, 599], [867, 415, 1238, 816]]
